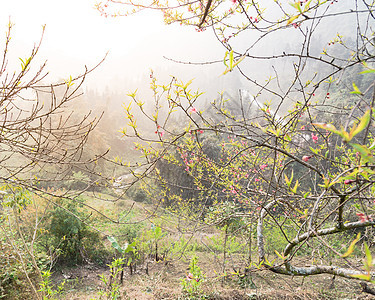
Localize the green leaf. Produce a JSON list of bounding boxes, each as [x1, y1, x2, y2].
[[359, 69, 375, 74], [318, 176, 331, 189], [349, 143, 375, 163], [275, 250, 286, 260], [341, 233, 360, 258], [313, 123, 340, 135], [304, 0, 312, 11], [19, 56, 31, 71], [351, 273, 371, 281], [291, 179, 299, 194], [290, 2, 302, 13], [364, 242, 373, 271], [65, 75, 75, 87], [232, 55, 245, 69], [154, 226, 162, 238], [287, 14, 299, 25], [229, 50, 234, 68], [314, 122, 359, 142], [222, 51, 245, 75], [350, 110, 371, 139], [123, 241, 137, 254], [127, 89, 138, 98], [350, 82, 362, 95], [284, 171, 294, 188], [268, 127, 281, 137], [223, 51, 229, 68], [264, 256, 276, 266], [284, 174, 291, 187], [107, 236, 124, 254], [309, 147, 319, 155], [368, 140, 375, 150]]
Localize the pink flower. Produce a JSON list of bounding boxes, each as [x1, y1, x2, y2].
[[155, 127, 164, 137], [255, 178, 260, 182], [311, 133, 318, 143], [357, 213, 371, 223], [302, 155, 312, 162], [344, 179, 355, 185], [260, 164, 267, 170], [190, 107, 197, 114], [301, 125, 305, 130]]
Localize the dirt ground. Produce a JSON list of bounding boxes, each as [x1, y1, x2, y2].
[[53, 256, 375, 300]]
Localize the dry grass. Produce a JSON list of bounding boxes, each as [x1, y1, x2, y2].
[[52, 253, 375, 300]]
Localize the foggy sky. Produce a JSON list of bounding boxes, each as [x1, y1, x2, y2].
[[0, 0, 223, 92]]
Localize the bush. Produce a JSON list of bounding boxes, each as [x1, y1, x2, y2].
[[0, 235, 38, 299], [180, 255, 206, 299], [39, 197, 107, 266], [62, 171, 90, 191], [126, 181, 150, 203]]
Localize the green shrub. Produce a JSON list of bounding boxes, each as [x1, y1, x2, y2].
[[39, 197, 107, 266], [0, 236, 37, 299], [62, 171, 90, 191], [126, 182, 149, 203], [97, 258, 129, 300], [113, 211, 143, 245], [38, 270, 65, 299], [180, 255, 206, 299]]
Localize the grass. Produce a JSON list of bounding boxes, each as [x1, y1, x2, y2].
[[0, 191, 372, 299]]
